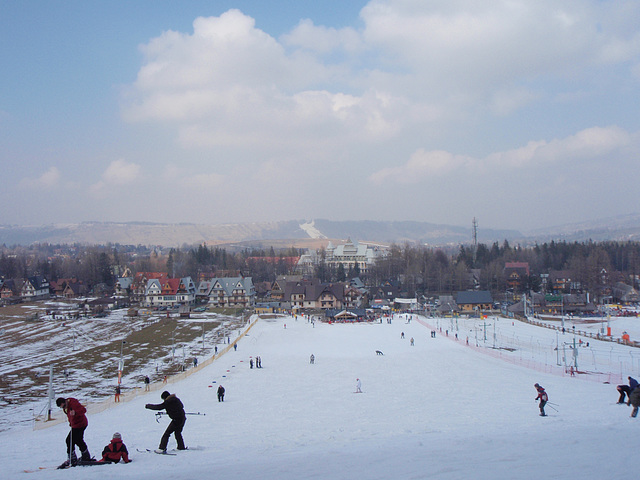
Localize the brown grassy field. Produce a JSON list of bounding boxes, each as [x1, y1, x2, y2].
[[0, 301, 246, 431]]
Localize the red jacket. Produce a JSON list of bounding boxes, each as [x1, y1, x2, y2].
[[101, 438, 131, 463], [536, 387, 548, 402], [63, 397, 88, 429]]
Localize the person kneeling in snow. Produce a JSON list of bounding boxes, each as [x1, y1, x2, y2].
[[99, 432, 131, 463]]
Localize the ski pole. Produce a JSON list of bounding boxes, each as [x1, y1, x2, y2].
[[155, 411, 206, 422], [546, 403, 558, 412]]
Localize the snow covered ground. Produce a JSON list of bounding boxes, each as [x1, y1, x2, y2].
[[4, 312, 640, 479]]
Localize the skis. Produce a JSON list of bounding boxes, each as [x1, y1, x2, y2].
[[137, 448, 177, 456], [75, 460, 109, 466], [25, 460, 106, 473], [24, 466, 54, 473]]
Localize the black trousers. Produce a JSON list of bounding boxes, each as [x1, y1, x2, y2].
[[66, 426, 88, 455], [617, 385, 631, 403], [539, 400, 547, 415], [160, 417, 186, 450]]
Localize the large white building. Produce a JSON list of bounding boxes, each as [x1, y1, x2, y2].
[[324, 238, 386, 274]]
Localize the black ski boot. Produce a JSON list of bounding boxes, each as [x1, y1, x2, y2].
[[58, 451, 78, 469]]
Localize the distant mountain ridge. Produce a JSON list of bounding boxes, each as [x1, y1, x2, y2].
[[1, 214, 640, 247]]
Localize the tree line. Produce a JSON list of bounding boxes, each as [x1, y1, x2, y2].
[[1, 240, 640, 298]]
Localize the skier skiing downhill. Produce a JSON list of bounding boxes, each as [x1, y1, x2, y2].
[[534, 383, 548, 416], [355, 378, 362, 393], [145, 391, 187, 453], [56, 397, 92, 467]]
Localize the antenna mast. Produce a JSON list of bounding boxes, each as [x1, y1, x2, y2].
[[472, 217, 478, 267]]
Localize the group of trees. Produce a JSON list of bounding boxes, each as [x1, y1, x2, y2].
[[2, 240, 640, 300]]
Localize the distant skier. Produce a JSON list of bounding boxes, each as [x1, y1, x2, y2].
[[310, 354, 315, 364], [99, 432, 131, 463], [534, 383, 548, 416], [144, 375, 150, 391], [616, 376, 638, 404], [355, 378, 362, 393], [217, 385, 225, 402], [145, 391, 187, 453], [56, 396, 92, 467]]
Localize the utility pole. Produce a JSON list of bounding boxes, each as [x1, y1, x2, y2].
[[118, 340, 126, 386], [472, 217, 478, 268]]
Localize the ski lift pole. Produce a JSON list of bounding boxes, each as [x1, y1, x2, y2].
[[47, 365, 53, 421]]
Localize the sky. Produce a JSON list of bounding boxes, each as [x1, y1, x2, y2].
[[4, 309, 640, 479], [1, 0, 640, 231]]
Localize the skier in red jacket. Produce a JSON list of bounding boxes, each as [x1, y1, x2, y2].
[[99, 432, 131, 463], [534, 383, 548, 416], [56, 397, 92, 466]]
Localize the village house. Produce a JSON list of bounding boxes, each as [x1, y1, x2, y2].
[[144, 276, 196, 308], [196, 277, 255, 307], [270, 275, 303, 302], [278, 279, 352, 310], [612, 282, 640, 304], [369, 281, 401, 307], [455, 291, 494, 313], [132, 272, 169, 303], [303, 283, 345, 310], [504, 262, 530, 293], [549, 270, 581, 294], [0, 279, 21, 303], [21, 275, 50, 301], [62, 281, 88, 299], [114, 276, 133, 297]]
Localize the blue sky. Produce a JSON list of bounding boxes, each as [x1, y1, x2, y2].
[[1, 0, 639, 231]]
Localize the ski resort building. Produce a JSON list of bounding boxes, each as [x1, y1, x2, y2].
[[324, 238, 386, 275]]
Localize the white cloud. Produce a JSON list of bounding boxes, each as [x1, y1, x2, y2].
[[369, 126, 636, 184], [90, 160, 141, 197], [282, 19, 363, 55], [107, 2, 640, 230], [19, 167, 61, 189], [369, 149, 472, 184], [122, 2, 640, 154], [102, 159, 141, 185]]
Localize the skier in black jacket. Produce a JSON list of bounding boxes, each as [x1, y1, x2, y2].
[[145, 391, 187, 453]]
